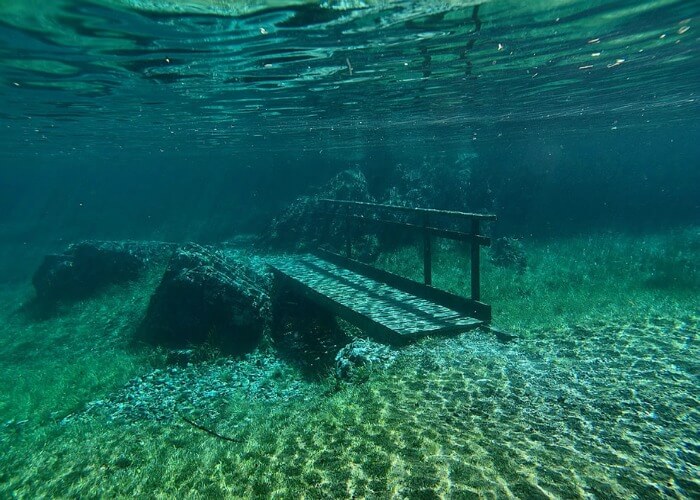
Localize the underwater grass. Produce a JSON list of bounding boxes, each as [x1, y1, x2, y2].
[[2, 316, 697, 498], [0, 264, 165, 426], [0, 229, 698, 497], [376, 226, 700, 332]]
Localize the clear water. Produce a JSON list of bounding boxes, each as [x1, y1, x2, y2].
[[1, 1, 698, 153], [0, 0, 698, 497], [1, 0, 698, 244]]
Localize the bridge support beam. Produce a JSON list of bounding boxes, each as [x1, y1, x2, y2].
[[471, 219, 481, 301]]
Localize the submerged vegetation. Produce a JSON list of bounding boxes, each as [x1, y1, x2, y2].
[[378, 227, 700, 331], [0, 228, 697, 497]]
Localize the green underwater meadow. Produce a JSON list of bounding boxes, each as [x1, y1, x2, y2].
[[0, 230, 698, 497], [1, 0, 699, 498]]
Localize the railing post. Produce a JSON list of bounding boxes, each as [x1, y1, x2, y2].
[[470, 218, 480, 301], [423, 213, 432, 286], [345, 204, 352, 258]]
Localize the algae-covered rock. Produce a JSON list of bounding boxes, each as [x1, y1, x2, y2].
[[138, 243, 270, 354], [261, 168, 379, 260], [335, 339, 396, 382], [381, 152, 492, 214], [32, 240, 172, 302]]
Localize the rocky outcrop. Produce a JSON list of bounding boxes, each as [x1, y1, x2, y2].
[[261, 169, 379, 260], [381, 153, 495, 216], [32, 240, 173, 303], [137, 244, 271, 354]]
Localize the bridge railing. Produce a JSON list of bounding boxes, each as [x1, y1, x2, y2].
[[318, 199, 496, 306]]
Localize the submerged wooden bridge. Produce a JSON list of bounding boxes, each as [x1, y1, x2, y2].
[[268, 200, 496, 344]]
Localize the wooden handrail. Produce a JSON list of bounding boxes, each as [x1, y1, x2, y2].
[[319, 199, 497, 221], [319, 213, 491, 246], [317, 198, 495, 304]]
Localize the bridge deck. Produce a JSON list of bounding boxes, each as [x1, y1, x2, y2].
[[268, 254, 482, 344]]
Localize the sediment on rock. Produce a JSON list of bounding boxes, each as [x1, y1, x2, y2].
[[31, 240, 174, 304], [335, 338, 397, 383], [137, 243, 271, 355], [259, 168, 380, 261]]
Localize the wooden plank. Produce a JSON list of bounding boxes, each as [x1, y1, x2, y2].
[[329, 214, 491, 246], [471, 219, 481, 301], [423, 214, 432, 286], [269, 267, 401, 345], [268, 254, 483, 344], [316, 249, 492, 322], [313, 198, 494, 322]]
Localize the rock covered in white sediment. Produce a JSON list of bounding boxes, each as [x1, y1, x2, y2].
[[335, 338, 397, 382]]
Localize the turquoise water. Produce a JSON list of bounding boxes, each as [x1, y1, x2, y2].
[[1, 0, 698, 246], [0, 0, 698, 497], [1, 0, 697, 151]]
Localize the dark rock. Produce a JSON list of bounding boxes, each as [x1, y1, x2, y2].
[[260, 169, 379, 260], [114, 454, 132, 469], [379, 153, 496, 236], [32, 240, 173, 303], [270, 286, 351, 376], [384, 161, 449, 209], [490, 237, 527, 272], [335, 339, 396, 382], [138, 244, 271, 354], [369, 153, 495, 249], [382, 152, 490, 211]]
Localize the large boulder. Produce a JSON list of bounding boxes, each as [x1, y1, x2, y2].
[[374, 154, 496, 249], [32, 240, 172, 303], [382, 152, 495, 214], [138, 244, 271, 354], [261, 168, 379, 260]]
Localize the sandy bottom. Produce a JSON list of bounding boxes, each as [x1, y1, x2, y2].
[[1, 311, 697, 498]]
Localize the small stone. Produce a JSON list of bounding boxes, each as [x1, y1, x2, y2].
[[114, 454, 132, 469], [165, 349, 195, 367], [335, 339, 396, 382]]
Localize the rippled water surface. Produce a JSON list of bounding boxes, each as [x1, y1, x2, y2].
[[0, 0, 697, 155]]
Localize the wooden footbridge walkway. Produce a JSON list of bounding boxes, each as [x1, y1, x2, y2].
[[268, 200, 497, 344]]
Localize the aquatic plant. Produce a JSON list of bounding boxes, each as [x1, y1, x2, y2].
[[375, 230, 699, 331], [641, 228, 699, 290], [0, 230, 697, 497]]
